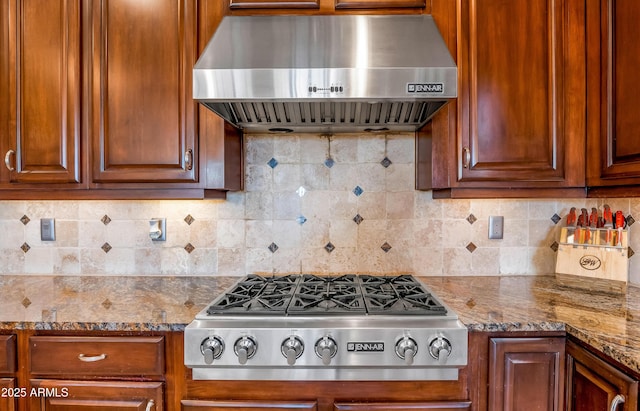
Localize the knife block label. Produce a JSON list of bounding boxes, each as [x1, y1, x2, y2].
[[555, 227, 629, 288]]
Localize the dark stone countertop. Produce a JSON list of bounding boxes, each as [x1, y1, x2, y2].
[[0, 274, 637, 375]]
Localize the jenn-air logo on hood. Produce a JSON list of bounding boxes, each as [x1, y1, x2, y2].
[[407, 83, 444, 93]]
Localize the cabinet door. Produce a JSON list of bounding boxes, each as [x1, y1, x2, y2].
[[427, 0, 586, 196], [566, 340, 638, 411], [29, 380, 162, 411], [89, 0, 198, 185], [333, 402, 471, 410], [489, 337, 565, 411], [586, 0, 640, 191], [0, 335, 16, 374], [181, 399, 317, 410], [0, 378, 17, 411], [2, 0, 82, 185]]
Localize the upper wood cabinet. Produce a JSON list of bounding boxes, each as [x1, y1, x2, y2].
[[586, 0, 640, 196], [423, 0, 587, 198], [1, 0, 83, 187], [88, 0, 198, 186], [0, 0, 241, 198]]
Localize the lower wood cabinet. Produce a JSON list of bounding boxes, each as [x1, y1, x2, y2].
[[29, 379, 162, 411], [26, 334, 166, 411], [0, 378, 17, 411], [566, 339, 638, 411], [489, 337, 565, 410]]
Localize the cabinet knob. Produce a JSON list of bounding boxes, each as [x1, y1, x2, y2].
[[462, 147, 471, 169], [184, 149, 193, 171], [610, 394, 625, 411], [4, 150, 15, 171], [145, 399, 155, 411]]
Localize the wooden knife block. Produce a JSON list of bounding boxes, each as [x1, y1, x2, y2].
[[555, 227, 629, 294]]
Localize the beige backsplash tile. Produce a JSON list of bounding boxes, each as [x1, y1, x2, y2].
[[0, 132, 638, 284]]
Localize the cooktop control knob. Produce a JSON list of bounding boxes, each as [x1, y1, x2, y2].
[[395, 337, 418, 365], [234, 336, 257, 365], [200, 336, 224, 364], [281, 336, 304, 365], [314, 336, 338, 365], [428, 337, 452, 365]]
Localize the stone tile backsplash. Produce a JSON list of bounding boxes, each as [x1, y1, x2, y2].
[[1, 132, 639, 283]]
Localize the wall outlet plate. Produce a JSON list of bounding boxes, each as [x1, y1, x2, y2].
[[41, 218, 56, 241], [488, 216, 504, 239]]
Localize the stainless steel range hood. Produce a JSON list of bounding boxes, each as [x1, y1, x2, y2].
[[194, 15, 456, 133]]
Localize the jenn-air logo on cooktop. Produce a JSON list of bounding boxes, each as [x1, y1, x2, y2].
[[347, 342, 385, 352]]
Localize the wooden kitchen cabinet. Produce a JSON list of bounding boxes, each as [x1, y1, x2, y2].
[[489, 337, 565, 411], [27, 335, 166, 410], [422, 0, 587, 198], [585, 0, 640, 196], [0, 0, 84, 188], [566, 339, 638, 411], [0, 334, 17, 411], [88, 0, 198, 186], [0, 0, 241, 199], [29, 380, 162, 411]]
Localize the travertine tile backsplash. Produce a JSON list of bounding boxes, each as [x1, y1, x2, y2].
[[1, 132, 639, 283]]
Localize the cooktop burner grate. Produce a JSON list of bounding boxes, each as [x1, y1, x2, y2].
[[205, 274, 447, 316]]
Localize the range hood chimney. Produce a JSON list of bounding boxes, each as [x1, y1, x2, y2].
[[194, 15, 456, 133]]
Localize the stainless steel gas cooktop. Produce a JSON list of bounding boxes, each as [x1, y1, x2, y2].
[[184, 274, 467, 381]]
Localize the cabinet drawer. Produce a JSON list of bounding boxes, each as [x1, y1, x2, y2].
[[30, 336, 164, 377], [0, 335, 17, 374], [30, 379, 162, 410]]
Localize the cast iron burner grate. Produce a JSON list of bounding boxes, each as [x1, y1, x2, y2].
[[205, 274, 447, 316], [206, 274, 300, 315]]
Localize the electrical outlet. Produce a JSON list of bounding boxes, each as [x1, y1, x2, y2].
[[488, 216, 504, 239]]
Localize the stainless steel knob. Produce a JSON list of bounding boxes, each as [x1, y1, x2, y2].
[[428, 337, 452, 365], [234, 336, 257, 365], [281, 336, 304, 365], [395, 337, 418, 365], [200, 336, 224, 364], [315, 336, 337, 365]]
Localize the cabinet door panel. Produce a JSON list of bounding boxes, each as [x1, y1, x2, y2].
[[566, 339, 638, 411], [90, 0, 197, 184], [0, 378, 16, 411], [456, 0, 585, 187], [30, 380, 162, 411], [489, 337, 565, 411], [586, 0, 640, 186], [5, 0, 82, 184]]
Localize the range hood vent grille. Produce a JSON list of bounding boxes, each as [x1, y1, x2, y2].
[[204, 101, 447, 133]]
